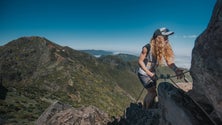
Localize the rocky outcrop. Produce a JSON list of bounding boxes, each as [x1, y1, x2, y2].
[[108, 103, 159, 125], [158, 82, 216, 125], [36, 101, 110, 125], [108, 81, 213, 125], [190, 0, 222, 123]]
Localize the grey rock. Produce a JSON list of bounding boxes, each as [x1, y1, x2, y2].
[[158, 82, 216, 125], [190, 0, 222, 123]]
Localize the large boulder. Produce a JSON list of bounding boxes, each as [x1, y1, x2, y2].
[[158, 82, 216, 125], [190, 0, 222, 122]]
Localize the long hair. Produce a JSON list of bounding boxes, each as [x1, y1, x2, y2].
[[150, 37, 174, 65]]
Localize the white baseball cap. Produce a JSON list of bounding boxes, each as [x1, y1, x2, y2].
[[153, 27, 174, 39]]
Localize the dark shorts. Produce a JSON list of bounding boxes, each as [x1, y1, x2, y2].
[[138, 73, 156, 89]]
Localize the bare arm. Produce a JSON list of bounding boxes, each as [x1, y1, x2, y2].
[[138, 47, 154, 77], [165, 56, 177, 71]]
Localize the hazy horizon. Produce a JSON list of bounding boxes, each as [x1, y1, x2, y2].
[[79, 48, 192, 69]]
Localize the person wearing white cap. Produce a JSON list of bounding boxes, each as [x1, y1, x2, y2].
[[138, 27, 183, 109]]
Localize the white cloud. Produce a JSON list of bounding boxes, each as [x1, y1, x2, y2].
[[182, 35, 197, 39]]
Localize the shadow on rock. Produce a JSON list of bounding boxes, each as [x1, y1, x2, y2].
[[107, 103, 160, 125], [0, 79, 8, 100]]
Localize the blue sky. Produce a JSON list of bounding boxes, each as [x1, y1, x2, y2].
[[0, 0, 216, 68]]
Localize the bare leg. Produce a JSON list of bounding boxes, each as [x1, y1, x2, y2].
[[143, 86, 157, 110]]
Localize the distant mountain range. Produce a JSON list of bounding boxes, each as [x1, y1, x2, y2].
[[80, 49, 114, 57], [80, 49, 139, 62]]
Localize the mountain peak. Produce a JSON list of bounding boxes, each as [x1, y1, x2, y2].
[[4, 36, 63, 50], [6, 36, 47, 45], [0, 36, 67, 84]]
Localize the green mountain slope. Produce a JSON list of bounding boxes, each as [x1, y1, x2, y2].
[[0, 36, 143, 124]]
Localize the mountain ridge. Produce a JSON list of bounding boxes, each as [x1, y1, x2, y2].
[[0, 36, 143, 124]]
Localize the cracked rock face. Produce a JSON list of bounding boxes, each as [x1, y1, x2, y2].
[[190, 0, 222, 122]]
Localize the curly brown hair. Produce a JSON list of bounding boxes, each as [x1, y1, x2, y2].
[[150, 36, 174, 65]]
